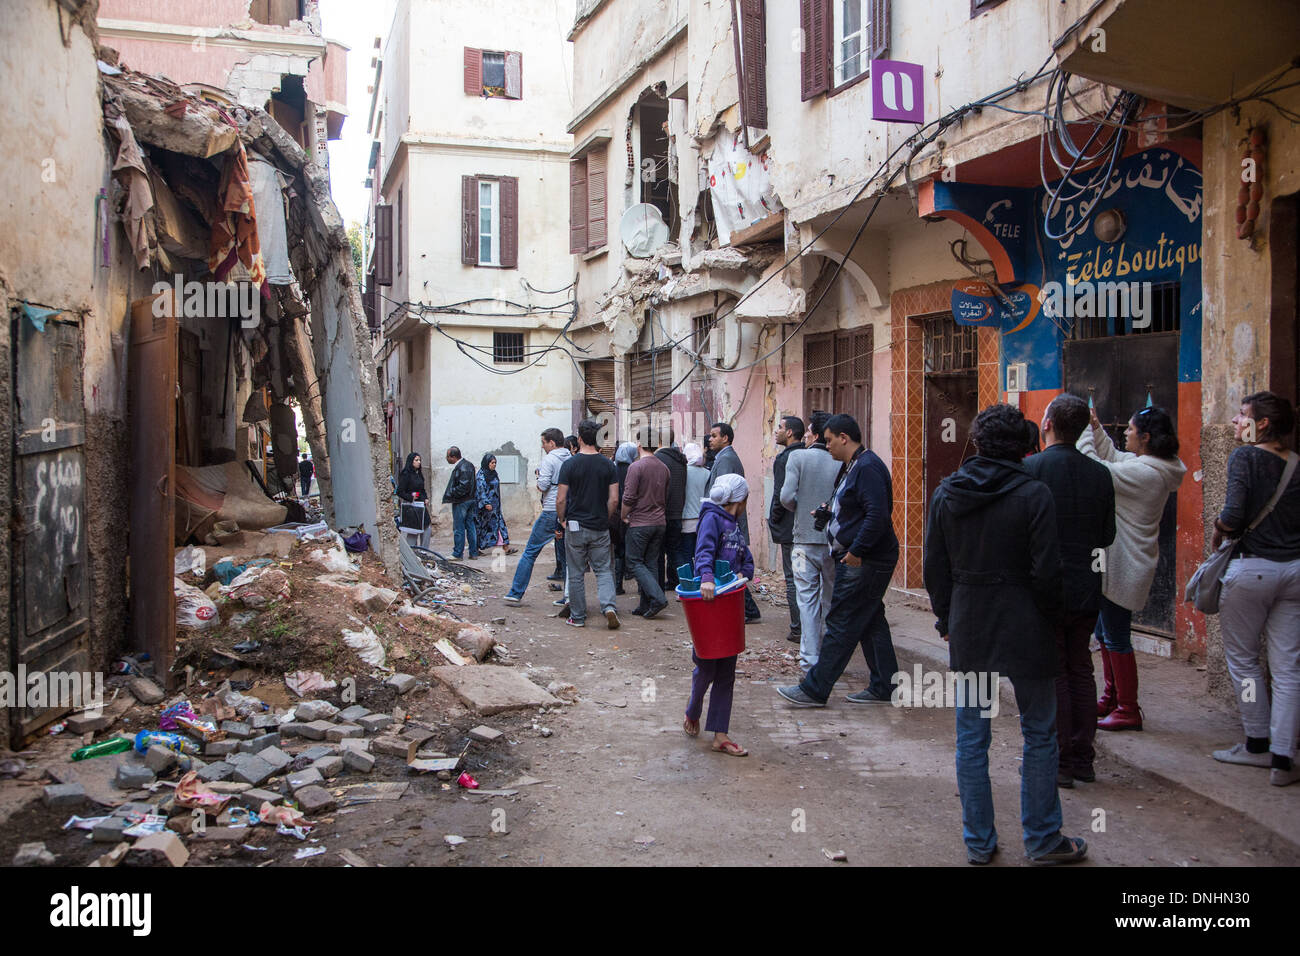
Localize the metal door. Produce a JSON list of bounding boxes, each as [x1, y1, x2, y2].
[[922, 314, 979, 516], [10, 307, 89, 743], [128, 294, 177, 685], [1063, 332, 1180, 637]]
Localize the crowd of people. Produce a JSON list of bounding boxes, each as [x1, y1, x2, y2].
[[391, 388, 1299, 863]]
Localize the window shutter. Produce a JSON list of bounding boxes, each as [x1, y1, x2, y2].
[[463, 47, 482, 95], [461, 175, 478, 265], [374, 203, 393, 286], [870, 0, 890, 60], [505, 51, 522, 100], [569, 159, 588, 254], [800, 0, 830, 101], [500, 176, 518, 269], [586, 149, 607, 250], [397, 187, 404, 274], [737, 0, 768, 129]]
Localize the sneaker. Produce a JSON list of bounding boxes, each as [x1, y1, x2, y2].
[[1271, 764, 1300, 787], [546, 573, 564, 582], [502, 596, 522, 607], [1028, 835, 1088, 865], [786, 629, 801, 644], [605, 608, 621, 630], [643, 600, 669, 620], [1056, 770, 1075, 789], [631, 604, 648, 617], [1073, 768, 1096, 783], [745, 614, 762, 624], [552, 598, 568, 607], [776, 685, 825, 708], [1212, 743, 1272, 768], [967, 845, 999, 866], [565, 617, 586, 628], [844, 689, 891, 704]]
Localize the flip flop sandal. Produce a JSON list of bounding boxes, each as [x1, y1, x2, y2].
[[683, 718, 699, 738], [711, 740, 748, 757]]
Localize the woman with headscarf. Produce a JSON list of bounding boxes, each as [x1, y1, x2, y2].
[[1078, 404, 1186, 731], [475, 453, 514, 554], [680, 442, 710, 567], [396, 452, 431, 548], [613, 441, 639, 595]]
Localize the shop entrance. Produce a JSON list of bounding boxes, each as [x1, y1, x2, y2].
[[921, 313, 978, 516]]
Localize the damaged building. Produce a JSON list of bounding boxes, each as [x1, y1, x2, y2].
[[1, 0, 393, 746]]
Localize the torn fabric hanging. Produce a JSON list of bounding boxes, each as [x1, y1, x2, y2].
[[209, 140, 267, 288]]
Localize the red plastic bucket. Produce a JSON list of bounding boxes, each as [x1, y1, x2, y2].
[[677, 584, 746, 659]]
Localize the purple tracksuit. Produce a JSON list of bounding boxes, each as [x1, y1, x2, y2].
[[685, 502, 755, 733]]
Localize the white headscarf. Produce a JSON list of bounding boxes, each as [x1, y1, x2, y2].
[[684, 441, 704, 467], [708, 473, 749, 505]]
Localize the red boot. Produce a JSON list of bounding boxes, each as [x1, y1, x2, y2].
[[1096, 648, 1117, 718], [1097, 650, 1142, 731]]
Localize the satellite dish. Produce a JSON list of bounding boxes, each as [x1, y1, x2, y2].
[[620, 203, 670, 258]]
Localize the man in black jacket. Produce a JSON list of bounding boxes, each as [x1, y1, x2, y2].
[[654, 432, 688, 590], [442, 446, 481, 559], [924, 403, 1085, 865], [769, 415, 804, 644], [1023, 394, 1116, 787]]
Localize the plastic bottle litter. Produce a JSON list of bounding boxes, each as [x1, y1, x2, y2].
[[133, 729, 201, 756], [71, 737, 134, 761], [48, 721, 68, 735]]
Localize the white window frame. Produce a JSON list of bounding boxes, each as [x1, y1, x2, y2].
[[478, 179, 500, 266], [833, 0, 871, 89]]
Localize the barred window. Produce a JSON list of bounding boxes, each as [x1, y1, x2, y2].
[[493, 331, 525, 364]]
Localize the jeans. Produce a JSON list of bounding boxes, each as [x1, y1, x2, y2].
[[780, 542, 801, 634], [625, 524, 666, 607], [506, 511, 559, 600], [657, 519, 684, 589], [680, 532, 697, 574], [1095, 596, 1132, 653], [799, 559, 898, 702], [955, 676, 1064, 859], [554, 534, 567, 578], [451, 500, 480, 558], [564, 526, 616, 622], [300, 477, 310, 496], [1220, 556, 1300, 758], [686, 652, 737, 734], [1055, 610, 1099, 776], [791, 542, 836, 671]]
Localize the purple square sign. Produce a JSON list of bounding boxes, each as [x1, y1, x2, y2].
[[871, 59, 925, 123]]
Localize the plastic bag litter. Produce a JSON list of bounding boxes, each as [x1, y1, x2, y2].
[[175, 577, 219, 630], [285, 670, 337, 697], [310, 547, 355, 574], [342, 626, 386, 667], [175, 771, 231, 812], [261, 802, 312, 830], [213, 556, 273, 585], [222, 565, 290, 608], [174, 546, 206, 576]]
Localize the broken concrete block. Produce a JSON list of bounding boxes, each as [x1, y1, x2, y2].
[[431, 665, 560, 716], [454, 625, 497, 662], [357, 714, 393, 735], [145, 745, 179, 775], [294, 785, 336, 814], [239, 732, 281, 754], [287, 767, 324, 791], [67, 713, 111, 734], [279, 722, 309, 739], [313, 755, 344, 778], [93, 816, 132, 843], [197, 761, 235, 783], [326, 723, 363, 742], [372, 736, 418, 761], [338, 737, 370, 753], [295, 700, 339, 722], [13, 842, 56, 866], [205, 780, 250, 794], [295, 744, 339, 762], [258, 745, 293, 773], [251, 713, 280, 730], [236, 787, 282, 810], [299, 720, 336, 741], [128, 678, 165, 704], [351, 582, 399, 613], [342, 749, 376, 773], [338, 705, 371, 723], [468, 725, 503, 743], [220, 721, 253, 739], [205, 739, 240, 758], [229, 754, 275, 786], [128, 832, 189, 867], [114, 763, 156, 790], [43, 783, 86, 808], [386, 673, 418, 695], [401, 725, 436, 747]]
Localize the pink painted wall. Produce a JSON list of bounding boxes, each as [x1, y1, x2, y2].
[[100, 0, 257, 27], [109, 36, 247, 88]]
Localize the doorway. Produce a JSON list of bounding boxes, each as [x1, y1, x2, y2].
[[921, 313, 978, 514]]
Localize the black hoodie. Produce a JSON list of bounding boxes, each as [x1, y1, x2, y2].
[[923, 456, 1063, 679], [654, 446, 688, 520]]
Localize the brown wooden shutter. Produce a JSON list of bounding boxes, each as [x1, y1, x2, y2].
[[499, 176, 518, 269], [396, 187, 403, 274], [461, 175, 478, 265], [505, 51, 522, 99], [374, 203, 393, 286], [800, 0, 830, 101], [463, 47, 482, 95], [569, 159, 588, 254], [869, 0, 890, 60], [736, 0, 768, 129], [586, 149, 607, 250]]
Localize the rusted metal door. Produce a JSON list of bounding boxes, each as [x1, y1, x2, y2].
[[128, 294, 177, 686], [1063, 331, 1180, 637], [10, 307, 89, 743]]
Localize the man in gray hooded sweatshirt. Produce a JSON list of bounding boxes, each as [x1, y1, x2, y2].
[[503, 428, 571, 605]]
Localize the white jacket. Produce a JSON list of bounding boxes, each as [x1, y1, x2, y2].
[[537, 447, 571, 511], [1077, 423, 1186, 611]]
